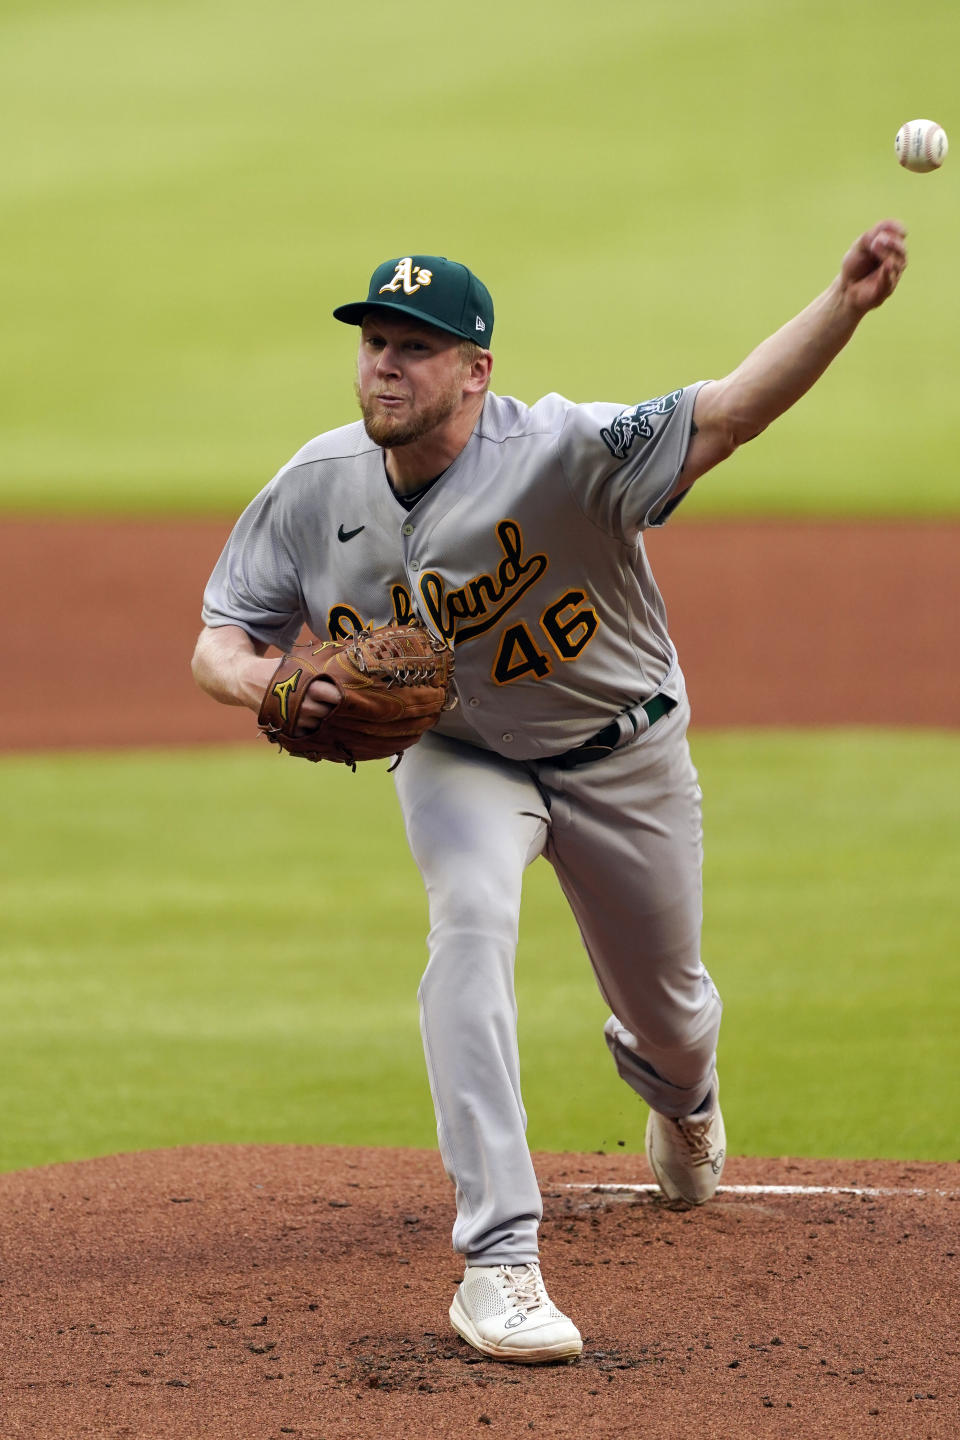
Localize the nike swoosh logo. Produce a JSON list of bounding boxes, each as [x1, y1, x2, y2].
[[337, 524, 365, 542]]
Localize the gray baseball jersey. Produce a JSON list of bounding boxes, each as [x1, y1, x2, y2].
[[202, 384, 705, 759]]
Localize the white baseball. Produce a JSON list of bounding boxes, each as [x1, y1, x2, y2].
[[895, 118, 948, 173]]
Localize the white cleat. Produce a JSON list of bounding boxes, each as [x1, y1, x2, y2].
[[645, 1080, 726, 1206], [449, 1261, 583, 1364]]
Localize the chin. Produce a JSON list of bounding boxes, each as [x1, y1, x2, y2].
[[363, 414, 415, 448]]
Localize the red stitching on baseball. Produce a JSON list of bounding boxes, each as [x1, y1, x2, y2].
[[898, 123, 911, 168], [928, 126, 944, 166]]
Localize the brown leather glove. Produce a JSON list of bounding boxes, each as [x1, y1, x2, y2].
[[257, 620, 456, 768]]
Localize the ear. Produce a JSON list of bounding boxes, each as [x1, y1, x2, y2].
[[463, 349, 493, 394]]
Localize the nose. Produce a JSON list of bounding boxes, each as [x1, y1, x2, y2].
[[375, 344, 402, 378]]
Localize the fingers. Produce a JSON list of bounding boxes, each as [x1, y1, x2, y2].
[[868, 224, 908, 269], [874, 235, 907, 296], [864, 217, 907, 248], [867, 222, 907, 292], [293, 676, 340, 734], [841, 220, 908, 309], [874, 261, 902, 303], [864, 251, 906, 309]]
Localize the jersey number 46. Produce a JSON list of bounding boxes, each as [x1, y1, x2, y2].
[[492, 588, 599, 685]]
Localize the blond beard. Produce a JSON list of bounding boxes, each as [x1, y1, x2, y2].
[[355, 374, 465, 449]]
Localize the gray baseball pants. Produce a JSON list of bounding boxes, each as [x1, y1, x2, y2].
[[393, 696, 722, 1265]]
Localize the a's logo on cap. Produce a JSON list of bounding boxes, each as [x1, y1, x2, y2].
[[379, 258, 433, 297]]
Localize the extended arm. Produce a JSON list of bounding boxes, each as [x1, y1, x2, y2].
[[674, 219, 907, 496], [191, 623, 337, 727]]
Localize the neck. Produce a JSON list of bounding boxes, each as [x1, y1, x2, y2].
[[384, 394, 485, 494]]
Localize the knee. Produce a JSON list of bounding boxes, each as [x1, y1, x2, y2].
[[424, 865, 523, 948], [418, 882, 523, 1017], [607, 975, 722, 1059]]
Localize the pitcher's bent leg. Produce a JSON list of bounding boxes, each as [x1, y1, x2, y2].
[[540, 702, 721, 1119], [394, 734, 549, 1263]]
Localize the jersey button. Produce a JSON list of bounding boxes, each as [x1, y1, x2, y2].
[[468, 697, 480, 708], [402, 523, 414, 535], [410, 560, 420, 571], [501, 732, 514, 743]]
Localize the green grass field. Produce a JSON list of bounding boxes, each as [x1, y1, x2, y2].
[[2, 0, 958, 516], [2, 732, 957, 1175]]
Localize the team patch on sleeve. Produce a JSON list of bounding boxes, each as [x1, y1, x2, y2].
[[600, 389, 683, 459]]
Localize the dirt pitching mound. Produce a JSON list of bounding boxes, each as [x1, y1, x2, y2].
[[2, 1145, 957, 1439]]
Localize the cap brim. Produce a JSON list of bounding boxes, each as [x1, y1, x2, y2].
[[332, 299, 475, 342]]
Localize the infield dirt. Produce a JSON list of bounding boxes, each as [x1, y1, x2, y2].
[[1, 517, 958, 750], [1, 1146, 958, 1439]]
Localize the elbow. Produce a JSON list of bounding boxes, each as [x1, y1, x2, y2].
[[698, 379, 768, 456], [737, 420, 769, 448], [190, 628, 214, 694], [704, 421, 742, 468], [704, 419, 767, 465], [724, 407, 770, 451]]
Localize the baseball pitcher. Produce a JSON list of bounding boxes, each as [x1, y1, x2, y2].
[[193, 224, 906, 1363]]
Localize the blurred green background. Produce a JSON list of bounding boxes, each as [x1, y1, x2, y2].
[[2, 0, 957, 516], [1, 0, 957, 1173]]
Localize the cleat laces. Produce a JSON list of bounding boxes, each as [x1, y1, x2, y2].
[[673, 1112, 715, 1168], [499, 1264, 545, 1314]]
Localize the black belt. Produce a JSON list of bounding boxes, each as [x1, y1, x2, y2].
[[544, 694, 677, 770]]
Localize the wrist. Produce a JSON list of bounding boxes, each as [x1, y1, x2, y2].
[[829, 272, 856, 314], [238, 654, 278, 713], [832, 272, 871, 329]]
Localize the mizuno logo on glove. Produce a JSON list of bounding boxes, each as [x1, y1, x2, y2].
[[271, 669, 302, 724]]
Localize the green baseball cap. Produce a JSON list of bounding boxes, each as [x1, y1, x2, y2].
[[333, 255, 493, 345]]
